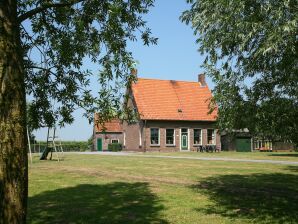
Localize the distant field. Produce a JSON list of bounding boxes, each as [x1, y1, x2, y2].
[[28, 153, 298, 224]]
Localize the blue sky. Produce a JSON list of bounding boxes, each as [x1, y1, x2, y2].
[[33, 1, 213, 141]]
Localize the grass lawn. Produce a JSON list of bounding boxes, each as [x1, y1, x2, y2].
[[28, 153, 298, 224], [143, 151, 298, 162]]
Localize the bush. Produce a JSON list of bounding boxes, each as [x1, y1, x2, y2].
[[108, 143, 122, 152]]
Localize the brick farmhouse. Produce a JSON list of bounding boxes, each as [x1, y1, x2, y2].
[[93, 74, 220, 152]]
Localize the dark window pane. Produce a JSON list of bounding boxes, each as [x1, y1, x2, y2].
[[194, 129, 201, 145], [207, 129, 215, 144], [181, 128, 188, 133], [166, 129, 174, 145], [150, 128, 159, 144]]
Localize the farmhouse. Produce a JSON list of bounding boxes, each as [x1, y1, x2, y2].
[[93, 73, 220, 152]]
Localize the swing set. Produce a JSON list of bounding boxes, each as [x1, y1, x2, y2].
[[27, 126, 64, 163]]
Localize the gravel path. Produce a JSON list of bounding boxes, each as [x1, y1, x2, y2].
[[71, 151, 298, 166]]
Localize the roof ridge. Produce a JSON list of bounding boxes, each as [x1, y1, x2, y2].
[[137, 77, 204, 85]]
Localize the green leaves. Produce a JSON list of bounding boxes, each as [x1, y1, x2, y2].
[[182, 0, 298, 145], [20, 0, 156, 128]]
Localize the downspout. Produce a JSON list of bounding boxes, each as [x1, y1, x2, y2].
[[144, 120, 147, 153]]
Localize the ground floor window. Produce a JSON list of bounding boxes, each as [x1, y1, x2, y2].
[[166, 129, 174, 145], [150, 128, 159, 145], [207, 129, 215, 144], [193, 129, 202, 145], [254, 139, 272, 150], [111, 139, 119, 144]]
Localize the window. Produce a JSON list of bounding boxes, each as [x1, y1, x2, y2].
[[166, 129, 175, 145], [207, 129, 215, 144], [111, 139, 119, 143], [181, 128, 188, 134], [193, 129, 202, 145], [150, 128, 159, 145]]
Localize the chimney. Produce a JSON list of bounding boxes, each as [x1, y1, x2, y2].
[[131, 68, 138, 77], [198, 73, 206, 87]]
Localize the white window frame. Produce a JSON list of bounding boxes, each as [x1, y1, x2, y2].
[[111, 139, 119, 144], [207, 129, 216, 145], [150, 128, 160, 146], [193, 129, 202, 146], [165, 128, 175, 146], [139, 128, 142, 146]]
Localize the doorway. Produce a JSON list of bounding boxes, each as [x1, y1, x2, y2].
[[180, 128, 188, 150], [97, 138, 103, 151]]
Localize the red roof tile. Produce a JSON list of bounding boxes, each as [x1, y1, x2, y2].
[[94, 115, 123, 132], [131, 78, 217, 121]]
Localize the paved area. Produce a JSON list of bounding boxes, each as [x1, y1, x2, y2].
[[71, 151, 298, 166]]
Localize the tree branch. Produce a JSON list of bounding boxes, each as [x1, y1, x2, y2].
[[18, 0, 84, 23]]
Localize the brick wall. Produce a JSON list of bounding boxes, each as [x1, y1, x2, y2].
[[93, 132, 123, 151], [122, 121, 144, 151], [124, 120, 220, 152]]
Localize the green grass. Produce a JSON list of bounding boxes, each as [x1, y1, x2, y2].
[[28, 153, 298, 224], [143, 151, 298, 161]]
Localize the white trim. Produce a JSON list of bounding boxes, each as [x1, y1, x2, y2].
[[150, 127, 160, 146], [188, 128, 190, 150], [123, 131, 126, 146], [193, 128, 203, 146], [165, 128, 175, 146], [214, 129, 217, 145], [179, 128, 181, 150], [139, 128, 142, 146]]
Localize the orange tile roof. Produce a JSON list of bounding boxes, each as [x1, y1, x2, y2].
[[131, 78, 217, 121], [94, 115, 123, 133]]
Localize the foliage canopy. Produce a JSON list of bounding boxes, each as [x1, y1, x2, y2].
[[182, 0, 298, 144], [20, 0, 156, 129]]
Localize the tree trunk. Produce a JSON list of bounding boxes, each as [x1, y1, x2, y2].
[[0, 1, 28, 223]]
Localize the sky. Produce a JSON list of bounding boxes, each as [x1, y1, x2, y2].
[[33, 1, 212, 141]]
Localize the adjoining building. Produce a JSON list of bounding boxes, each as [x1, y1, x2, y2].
[[221, 130, 295, 152], [93, 116, 123, 151]]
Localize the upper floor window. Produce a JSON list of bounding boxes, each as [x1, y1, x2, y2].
[[207, 129, 215, 144], [166, 129, 174, 145], [150, 128, 159, 145], [193, 129, 202, 145]]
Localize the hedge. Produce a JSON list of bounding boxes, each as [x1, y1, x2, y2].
[[108, 143, 122, 152], [29, 141, 90, 153]]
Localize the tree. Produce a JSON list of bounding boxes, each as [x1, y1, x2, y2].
[[0, 1, 156, 223], [181, 0, 298, 145], [26, 103, 37, 145]]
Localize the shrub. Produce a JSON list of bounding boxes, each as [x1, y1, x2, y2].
[[108, 143, 122, 152]]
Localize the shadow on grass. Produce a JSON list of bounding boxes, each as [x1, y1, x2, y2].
[[269, 153, 298, 157], [192, 173, 298, 223], [28, 182, 167, 224], [286, 166, 298, 172]]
